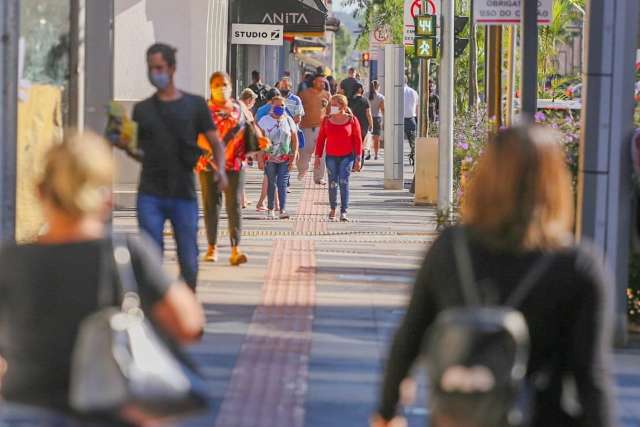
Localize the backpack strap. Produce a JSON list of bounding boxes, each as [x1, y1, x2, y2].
[[505, 254, 555, 308], [453, 227, 555, 308], [453, 227, 482, 306]]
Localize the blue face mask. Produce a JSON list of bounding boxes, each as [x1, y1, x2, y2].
[[273, 106, 285, 117], [148, 71, 171, 90]]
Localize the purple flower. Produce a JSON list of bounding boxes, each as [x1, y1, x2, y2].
[[551, 123, 559, 129], [534, 111, 546, 122], [464, 156, 473, 163], [456, 142, 469, 150]]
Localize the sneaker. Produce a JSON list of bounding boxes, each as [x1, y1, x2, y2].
[[315, 179, 327, 185], [374, 155, 379, 160], [365, 151, 371, 161], [203, 245, 218, 262], [279, 210, 290, 219], [340, 212, 349, 222], [267, 210, 277, 220], [328, 209, 337, 221], [229, 247, 248, 266], [287, 187, 292, 194]]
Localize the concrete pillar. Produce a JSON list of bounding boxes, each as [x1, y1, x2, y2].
[[85, 0, 113, 133], [383, 44, 404, 190], [578, 0, 640, 345], [0, 0, 19, 242]]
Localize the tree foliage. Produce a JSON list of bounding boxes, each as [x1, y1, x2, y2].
[[335, 24, 353, 75]]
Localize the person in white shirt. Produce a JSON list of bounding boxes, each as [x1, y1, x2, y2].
[[257, 96, 298, 219], [404, 77, 419, 166]]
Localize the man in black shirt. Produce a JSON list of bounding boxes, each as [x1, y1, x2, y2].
[[348, 83, 373, 163], [339, 67, 360, 100], [248, 70, 269, 113], [116, 43, 227, 290]]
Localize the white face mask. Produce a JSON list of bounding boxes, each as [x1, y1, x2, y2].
[[330, 106, 340, 115]]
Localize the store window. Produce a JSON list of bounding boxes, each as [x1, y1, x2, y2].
[[16, 0, 70, 242]]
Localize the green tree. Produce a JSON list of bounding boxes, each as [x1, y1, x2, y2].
[[538, 0, 583, 92], [343, 0, 404, 50], [335, 24, 353, 74]]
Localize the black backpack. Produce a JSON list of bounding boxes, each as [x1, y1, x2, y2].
[[425, 228, 554, 427], [251, 83, 270, 110]]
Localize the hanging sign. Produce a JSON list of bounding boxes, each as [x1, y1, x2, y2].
[[231, 24, 284, 46], [404, 0, 441, 46], [473, 0, 553, 26]]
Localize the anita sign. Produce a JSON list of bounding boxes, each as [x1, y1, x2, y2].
[[238, 0, 328, 34], [262, 12, 310, 25]]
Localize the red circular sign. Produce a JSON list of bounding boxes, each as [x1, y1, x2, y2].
[[374, 26, 390, 42], [411, 0, 437, 19]]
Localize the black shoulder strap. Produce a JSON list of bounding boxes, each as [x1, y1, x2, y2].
[[453, 227, 555, 308], [453, 227, 482, 306], [151, 95, 183, 143]]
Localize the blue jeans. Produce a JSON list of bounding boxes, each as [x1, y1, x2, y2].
[[325, 154, 355, 213], [265, 161, 290, 211], [137, 193, 198, 290]]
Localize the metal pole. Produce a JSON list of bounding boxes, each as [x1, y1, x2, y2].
[[520, 0, 538, 122], [505, 26, 516, 127], [418, 0, 429, 137], [487, 25, 503, 129], [0, 0, 19, 243], [577, 0, 639, 345], [437, 0, 454, 213]]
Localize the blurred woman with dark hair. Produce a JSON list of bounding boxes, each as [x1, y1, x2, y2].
[[367, 80, 384, 160]]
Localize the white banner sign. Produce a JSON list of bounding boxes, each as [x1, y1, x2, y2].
[[404, 0, 441, 46], [231, 24, 284, 46], [473, 0, 553, 26]]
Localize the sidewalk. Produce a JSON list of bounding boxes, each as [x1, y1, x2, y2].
[[114, 155, 640, 427]]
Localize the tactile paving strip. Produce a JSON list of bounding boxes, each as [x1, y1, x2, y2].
[[213, 175, 323, 427]]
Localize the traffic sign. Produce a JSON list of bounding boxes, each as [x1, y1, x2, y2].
[[415, 37, 437, 59], [473, 0, 553, 25]]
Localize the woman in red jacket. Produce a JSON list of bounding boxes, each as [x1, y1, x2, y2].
[[314, 94, 362, 221]]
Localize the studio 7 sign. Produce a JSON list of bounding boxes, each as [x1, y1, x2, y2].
[[474, 0, 553, 25], [231, 24, 284, 46]]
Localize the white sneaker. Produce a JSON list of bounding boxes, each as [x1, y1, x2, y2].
[[279, 210, 290, 219], [266, 210, 277, 220], [340, 212, 349, 222]]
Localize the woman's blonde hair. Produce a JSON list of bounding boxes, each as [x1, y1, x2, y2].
[[331, 94, 349, 109], [38, 131, 113, 218], [460, 126, 574, 250]]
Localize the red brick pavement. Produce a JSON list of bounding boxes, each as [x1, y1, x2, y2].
[[213, 176, 325, 427]]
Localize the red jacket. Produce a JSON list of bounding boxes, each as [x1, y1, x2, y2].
[[315, 115, 363, 158]]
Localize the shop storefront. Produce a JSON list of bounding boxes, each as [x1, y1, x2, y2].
[[228, 0, 329, 93]]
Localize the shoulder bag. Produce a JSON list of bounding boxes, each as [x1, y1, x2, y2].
[[69, 236, 210, 424]]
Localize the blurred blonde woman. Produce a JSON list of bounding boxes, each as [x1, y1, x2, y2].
[[0, 132, 204, 425], [373, 126, 613, 427]]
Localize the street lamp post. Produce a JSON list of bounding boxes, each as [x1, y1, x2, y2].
[[437, 0, 454, 214], [520, 0, 538, 122]]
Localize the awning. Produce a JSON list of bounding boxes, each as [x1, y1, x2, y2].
[[235, 0, 328, 34], [325, 16, 341, 32]]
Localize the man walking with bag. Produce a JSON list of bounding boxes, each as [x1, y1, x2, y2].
[[116, 43, 227, 290]]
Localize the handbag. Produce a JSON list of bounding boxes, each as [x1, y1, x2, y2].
[[69, 236, 210, 424]]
